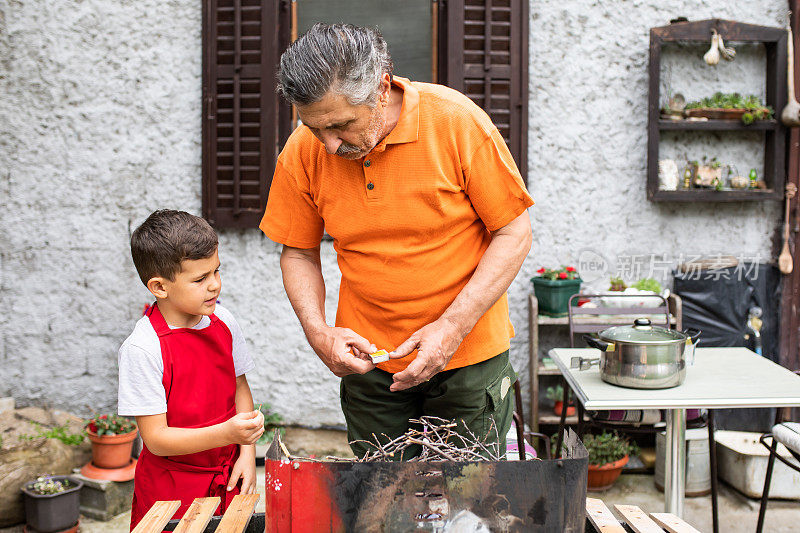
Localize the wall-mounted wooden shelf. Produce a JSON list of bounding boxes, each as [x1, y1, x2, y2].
[[647, 19, 788, 202], [658, 119, 779, 131], [651, 188, 780, 202]]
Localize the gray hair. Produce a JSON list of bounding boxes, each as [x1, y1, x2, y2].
[[277, 23, 393, 107]]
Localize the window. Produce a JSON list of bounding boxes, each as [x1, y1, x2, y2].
[[297, 0, 435, 84], [202, 0, 528, 228]]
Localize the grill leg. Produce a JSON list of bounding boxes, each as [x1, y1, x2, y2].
[[756, 436, 778, 533], [708, 410, 718, 533], [665, 408, 686, 517]]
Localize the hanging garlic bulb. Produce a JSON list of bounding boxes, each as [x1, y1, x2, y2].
[[704, 30, 721, 66], [717, 32, 736, 61]]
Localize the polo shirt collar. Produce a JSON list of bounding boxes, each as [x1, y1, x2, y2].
[[383, 76, 419, 145]]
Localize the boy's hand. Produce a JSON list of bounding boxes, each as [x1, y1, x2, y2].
[[228, 446, 257, 494], [225, 411, 265, 445]]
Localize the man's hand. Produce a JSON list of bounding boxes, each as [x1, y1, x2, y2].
[[224, 411, 264, 446], [309, 325, 377, 377], [388, 318, 465, 391], [228, 446, 257, 494]]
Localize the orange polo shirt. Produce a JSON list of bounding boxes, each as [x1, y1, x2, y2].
[[260, 77, 534, 372]]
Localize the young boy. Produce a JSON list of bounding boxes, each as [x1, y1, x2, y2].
[[118, 210, 264, 529]]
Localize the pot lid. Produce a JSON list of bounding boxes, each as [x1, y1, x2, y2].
[[599, 318, 686, 344]]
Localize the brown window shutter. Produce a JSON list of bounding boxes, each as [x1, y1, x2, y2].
[[442, 0, 529, 184], [202, 0, 291, 228]]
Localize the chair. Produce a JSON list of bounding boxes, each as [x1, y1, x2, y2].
[[554, 292, 719, 533], [756, 385, 800, 533]]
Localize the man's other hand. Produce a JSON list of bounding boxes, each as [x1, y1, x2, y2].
[[388, 318, 465, 391]]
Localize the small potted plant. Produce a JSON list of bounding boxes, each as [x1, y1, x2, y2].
[[530, 266, 582, 317], [608, 277, 627, 292], [21, 475, 83, 533], [584, 431, 639, 491], [545, 385, 575, 417], [85, 414, 137, 469]]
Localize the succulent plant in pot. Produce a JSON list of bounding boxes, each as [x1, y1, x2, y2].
[[545, 385, 575, 417], [584, 431, 639, 491], [21, 475, 83, 533], [85, 414, 138, 469], [531, 266, 582, 317]]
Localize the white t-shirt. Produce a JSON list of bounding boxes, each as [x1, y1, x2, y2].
[[117, 304, 255, 416]]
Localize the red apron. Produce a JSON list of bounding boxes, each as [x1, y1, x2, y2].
[[130, 303, 241, 530]]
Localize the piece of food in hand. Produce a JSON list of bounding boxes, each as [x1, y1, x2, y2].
[[370, 349, 390, 363]]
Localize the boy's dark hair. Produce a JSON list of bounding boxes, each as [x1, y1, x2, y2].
[[131, 210, 218, 285]]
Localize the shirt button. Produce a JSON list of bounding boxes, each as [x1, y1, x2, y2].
[[364, 160, 371, 167], [367, 182, 375, 190]]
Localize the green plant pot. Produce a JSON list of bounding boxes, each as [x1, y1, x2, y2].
[[531, 277, 582, 317]]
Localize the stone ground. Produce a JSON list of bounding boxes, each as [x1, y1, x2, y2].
[[3, 427, 799, 532]]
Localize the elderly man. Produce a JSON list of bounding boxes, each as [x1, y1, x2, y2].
[[260, 23, 533, 458]]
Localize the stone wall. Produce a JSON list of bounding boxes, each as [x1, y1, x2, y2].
[[0, 0, 788, 426]]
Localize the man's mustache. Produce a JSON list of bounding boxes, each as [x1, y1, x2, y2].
[[336, 143, 361, 156]]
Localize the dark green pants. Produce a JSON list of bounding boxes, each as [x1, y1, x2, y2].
[[340, 351, 516, 460]]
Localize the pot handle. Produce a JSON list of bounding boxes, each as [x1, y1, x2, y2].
[[570, 356, 600, 371], [683, 328, 701, 346], [583, 334, 616, 352]]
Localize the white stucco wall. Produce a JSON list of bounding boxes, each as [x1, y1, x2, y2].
[[0, 1, 787, 426]]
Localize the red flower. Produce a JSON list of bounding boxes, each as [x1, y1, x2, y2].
[[537, 267, 545, 273], [99, 415, 107, 419], [559, 272, 568, 279], [566, 266, 576, 272]]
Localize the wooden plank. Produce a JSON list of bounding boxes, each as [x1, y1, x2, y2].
[[173, 497, 221, 533], [650, 513, 702, 533], [132, 500, 181, 533], [614, 504, 665, 533], [585, 498, 626, 533], [215, 493, 260, 533]]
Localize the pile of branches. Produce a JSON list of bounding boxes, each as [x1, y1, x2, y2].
[[350, 416, 502, 462]]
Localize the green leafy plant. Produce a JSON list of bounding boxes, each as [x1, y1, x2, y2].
[[85, 414, 136, 436], [533, 266, 580, 281], [27, 475, 73, 495], [22, 422, 85, 446], [608, 277, 627, 291], [685, 92, 774, 123], [583, 431, 639, 466], [44, 424, 85, 446], [545, 385, 565, 402], [256, 402, 284, 444], [631, 278, 662, 293]]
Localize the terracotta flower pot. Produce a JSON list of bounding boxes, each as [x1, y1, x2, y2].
[[87, 429, 138, 469], [553, 401, 576, 417], [587, 455, 629, 492]]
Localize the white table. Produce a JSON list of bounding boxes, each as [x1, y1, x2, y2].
[[549, 346, 800, 517]]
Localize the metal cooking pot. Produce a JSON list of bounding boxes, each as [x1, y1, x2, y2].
[[570, 318, 701, 389]]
